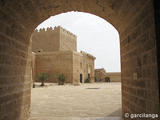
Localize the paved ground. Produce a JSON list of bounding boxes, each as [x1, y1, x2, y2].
[[30, 82, 122, 120]]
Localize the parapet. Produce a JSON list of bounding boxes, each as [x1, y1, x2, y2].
[[34, 29, 38, 32], [33, 26, 77, 39], [33, 26, 58, 33], [80, 51, 96, 60], [46, 27, 53, 31], [95, 68, 106, 72], [58, 26, 77, 38]]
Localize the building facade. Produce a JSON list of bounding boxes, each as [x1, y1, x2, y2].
[[95, 68, 108, 82], [32, 26, 77, 52], [106, 72, 121, 82], [95, 68, 121, 82], [32, 26, 95, 85]]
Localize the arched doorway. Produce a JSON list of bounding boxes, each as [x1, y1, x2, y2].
[[0, 0, 159, 120]]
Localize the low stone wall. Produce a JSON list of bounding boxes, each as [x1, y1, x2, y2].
[[106, 72, 121, 82]]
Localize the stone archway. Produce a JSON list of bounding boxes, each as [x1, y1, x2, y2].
[[0, 0, 159, 120]]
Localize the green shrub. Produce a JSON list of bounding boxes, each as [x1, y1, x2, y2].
[[37, 72, 50, 86], [57, 74, 66, 85], [85, 77, 91, 83]]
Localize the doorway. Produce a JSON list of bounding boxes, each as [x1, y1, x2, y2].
[[88, 74, 90, 79], [80, 74, 83, 83]]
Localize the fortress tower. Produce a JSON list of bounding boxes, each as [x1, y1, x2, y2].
[[31, 26, 95, 84], [32, 26, 77, 52]]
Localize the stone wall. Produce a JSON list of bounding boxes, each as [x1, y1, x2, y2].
[[0, 0, 159, 120], [106, 72, 121, 82], [34, 51, 95, 85], [0, 35, 32, 120], [72, 51, 96, 84], [120, 0, 160, 117], [95, 69, 121, 82], [59, 27, 77, 51], [154, 0, 160, 105], [32, 27, 60, 52], [31, 52, 36, 85], [32, 25, 94, 85], [72, 52, 83, 85], [95, 68, 107, 82], [81, 51, 96, 83], [35, 51, 73, 83], [32, 26, 77, 53]]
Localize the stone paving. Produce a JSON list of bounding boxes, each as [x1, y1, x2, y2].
[[30, 82, 122, 120]]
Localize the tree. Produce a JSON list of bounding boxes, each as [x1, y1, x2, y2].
[[37, 73, 50, 86], [57, 74, 66, 85], [85, 77, 91, 83]]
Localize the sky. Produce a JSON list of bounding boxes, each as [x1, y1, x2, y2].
[[36, 11, 121, 72]]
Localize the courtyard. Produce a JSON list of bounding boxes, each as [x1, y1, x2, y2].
[[30, 82, 122, 120]]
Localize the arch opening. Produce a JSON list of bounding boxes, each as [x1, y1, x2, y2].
[[30, 11, 122, 119], [0, 1, 159, 120]]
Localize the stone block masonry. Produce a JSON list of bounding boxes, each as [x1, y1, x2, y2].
[[32, 26, 95, 85], [34, 51, 95, 85], [32, 26, 77, 53], [0, 0, 159, 120]]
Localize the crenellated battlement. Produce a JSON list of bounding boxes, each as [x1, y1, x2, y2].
[[80, 51, 96, 59], [34, 27, 55, 33], [32, 25, 77, 52], [33, 26, 77, 38], [59, 26, 77, 38]]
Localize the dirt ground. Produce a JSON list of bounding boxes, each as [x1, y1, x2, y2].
[[30, 82, 122, 120]]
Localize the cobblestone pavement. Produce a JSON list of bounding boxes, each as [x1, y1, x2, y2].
[[30, 82, 122, 120]]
